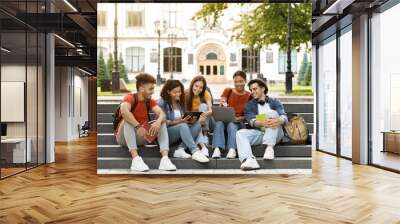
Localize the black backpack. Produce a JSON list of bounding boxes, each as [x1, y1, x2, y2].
[[112, 93, 151, 132]]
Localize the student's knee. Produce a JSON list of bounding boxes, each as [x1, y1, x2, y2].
[[227, 122, 238, 131], [192, 123, 202, 132], [236, 129, 248, 139]]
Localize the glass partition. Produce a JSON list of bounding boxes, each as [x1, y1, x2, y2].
[[339, 27, 352, 158], [370, 3, 400, 171], [317, 35, 337, 154]]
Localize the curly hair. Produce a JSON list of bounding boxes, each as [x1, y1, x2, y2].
[[186, 75, 207, 111], [248, 78, 268, 94], [160, 80, 185, 109]]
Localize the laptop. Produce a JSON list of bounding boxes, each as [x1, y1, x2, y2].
[[212, 106, 237, 122]]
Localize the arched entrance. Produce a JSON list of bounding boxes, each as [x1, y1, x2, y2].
[[196, 43, 226, 83]]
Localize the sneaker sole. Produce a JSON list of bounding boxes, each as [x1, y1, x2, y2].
[[241, 166, 260, 170]]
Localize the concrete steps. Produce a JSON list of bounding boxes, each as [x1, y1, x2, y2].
[[97, 144, 312, 158], [97, 157, 311, 170], [96, 102, 313, 173]]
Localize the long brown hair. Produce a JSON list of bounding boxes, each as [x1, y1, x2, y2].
[[186, 75, 207, 111], [160, 80, 185, 110]]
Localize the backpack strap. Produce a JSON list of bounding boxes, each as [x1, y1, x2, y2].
[[132, 93, 138, 112], [145, 98, 151, 121], [226, 88, 233, 104]]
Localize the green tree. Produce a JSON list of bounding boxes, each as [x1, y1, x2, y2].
[[304, 61, 312, 86], [118, 53, 129, 83], [193, 3, 311, 92], [298, 53, 308, 85], [106, 53, 114, 79], [97, 50, 108, 86]]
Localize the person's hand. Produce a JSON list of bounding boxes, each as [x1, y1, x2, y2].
[[235, 116, 245, 122], [220, 99, 228, 107], [149, 121, 162, 136], [265, 118, 281, 128], [136, 126, 147, 138], [199, 115, 206, 126], [181, 115, 192, 123]]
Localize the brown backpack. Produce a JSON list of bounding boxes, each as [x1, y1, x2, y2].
[[284, 116, 309, 144]]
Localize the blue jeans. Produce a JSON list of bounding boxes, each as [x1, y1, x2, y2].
[[236, 110, 285, 162], [212, 121, 242, 150], [167, 123, 202, 153]]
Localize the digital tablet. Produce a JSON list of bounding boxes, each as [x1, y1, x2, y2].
[[183, 111, 203, 121]]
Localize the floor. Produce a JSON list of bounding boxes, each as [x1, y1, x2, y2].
[[0, 135, 400, 223], [372, 150, 400, 171]]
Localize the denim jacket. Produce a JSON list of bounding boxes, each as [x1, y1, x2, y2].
[[158, 98, 185, 126], [243, 96, 288, 128]]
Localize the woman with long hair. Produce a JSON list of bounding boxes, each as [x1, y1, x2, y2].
[[184, 75, 213, 157], [158, 79, 209, 163]]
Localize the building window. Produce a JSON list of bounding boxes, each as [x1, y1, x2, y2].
[[230, 53, 236, 62], [220, 65, 224, 75], [164, 4, 179, 28], [206, 66, 211, 75], [266, 51, 273, 63], [126, 47, 145, 72], [127, 11, 144, 27], [213, 65, 218, 75], [188, 54, 193, 64], [98, 11, 106, 27], [200, 66, 204, 75], [241, 48, 260, 73], [278, 50, 297, 74], [206, 52, 218, 60], [163, 47, 182, 73]]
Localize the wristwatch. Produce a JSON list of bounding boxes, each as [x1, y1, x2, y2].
[[134, 124, 143, 130]]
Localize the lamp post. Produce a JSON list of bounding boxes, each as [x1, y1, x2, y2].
[[167, 32, 177, 80], [154, 20, 166, 85], [112, 3, 120, 93]]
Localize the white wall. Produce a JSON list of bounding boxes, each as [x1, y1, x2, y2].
[[55, 67, 89, 141]]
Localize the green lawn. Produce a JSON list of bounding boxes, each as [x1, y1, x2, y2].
[[97, 83, 313, 96], [268, 84, 313, 96]]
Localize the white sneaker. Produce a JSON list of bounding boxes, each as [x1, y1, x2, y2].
[[263, 146, 275, 160], [212, 147, 221, 158], [173, 147, 191, 159], [226, 148, 236, 159], [240, 157, 260, 170], [201, 146, 209, 157], [130, 156, 149, 172], [192, 151, 210, 163], [158, 157, 177, 171]]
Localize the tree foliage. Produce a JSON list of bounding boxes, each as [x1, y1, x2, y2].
[[298, 53, 308, 85], [192, 3, 311, 50], [97, 50, 108, 85], [118, 53, 129, 83]]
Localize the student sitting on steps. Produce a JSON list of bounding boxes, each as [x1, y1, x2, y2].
[[211, 70, 251, 159], [158, 80, 209, 163], [184, 75, 213, 157], [114, 73, 177, 172], [236, 79, 289, 170]]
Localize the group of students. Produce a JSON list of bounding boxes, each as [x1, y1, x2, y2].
[[114, 71, 288, 172]]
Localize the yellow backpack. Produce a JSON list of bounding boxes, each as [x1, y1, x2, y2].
[[284, 116, 309, 144]]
